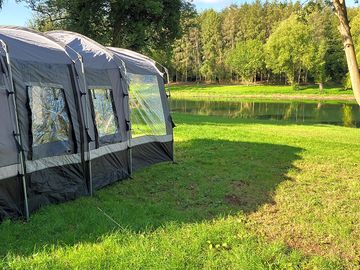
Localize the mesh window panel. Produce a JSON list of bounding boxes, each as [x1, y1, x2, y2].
[[128, 74, 166, 137], [28, 85, 72, 153], [90, 88, 119, 142]]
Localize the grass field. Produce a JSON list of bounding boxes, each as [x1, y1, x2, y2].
[[0, 112, 359, 269], [170, 84, 355, 101]]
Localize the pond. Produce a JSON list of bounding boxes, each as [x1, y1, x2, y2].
[[171, 99, 360, 128]]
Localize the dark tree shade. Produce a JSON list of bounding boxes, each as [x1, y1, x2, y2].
[[22, 0, 191, 51], [110, 0, 191, 51]]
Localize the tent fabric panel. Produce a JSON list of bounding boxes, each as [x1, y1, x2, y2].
[[0, 27, 72, 64], [132, 141, 173, 172], [0, 164, 18, 180], [47, 31, 118, 70], [84, 68, 114, 88], [25, 153, 81, 173], [91, 150, 129, 190], [89, 141, 127, 160], [132, 135, 173, 147], [27, 163, 87, 213], [0, 87, 18, 167], [108, 47, 162, 76], [0, 70, 4, 86], [0, 176, 24, 221]]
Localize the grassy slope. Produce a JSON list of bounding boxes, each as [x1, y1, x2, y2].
[[0, 114, 359, 269], [170, 84, 355, 101]]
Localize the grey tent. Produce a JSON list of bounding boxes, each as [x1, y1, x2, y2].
[[0, 26, 174, 221]]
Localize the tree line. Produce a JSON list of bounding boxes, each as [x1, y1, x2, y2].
[[7, 0, 360, 88], [172, 1, 357, 89]]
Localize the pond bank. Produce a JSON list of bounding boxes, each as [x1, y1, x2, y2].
[[170, 84, 357, 102], [172, 93, 356, 102]]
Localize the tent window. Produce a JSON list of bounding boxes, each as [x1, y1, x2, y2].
[[89, 88, 119, 143], [27, 85, 73, 158], [128, 74, 166, 137]]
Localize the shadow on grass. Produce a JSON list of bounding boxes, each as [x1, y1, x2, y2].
[[0, 139, 302, 258]]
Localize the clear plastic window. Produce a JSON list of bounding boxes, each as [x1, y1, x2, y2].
[[90, 88, 118, 139], [28, 85, 72, 149], [128, 74, 166, 137]]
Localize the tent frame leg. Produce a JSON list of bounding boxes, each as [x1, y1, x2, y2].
[[163, 67, 176, 164], [76, 55, 93, 196], [115, 60, 133, 178]]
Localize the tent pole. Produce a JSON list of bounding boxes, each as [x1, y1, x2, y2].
[[162, 66, 175, 163], [163, 66, 171, 110], [1, 40, 30, 221], [150, 62, 175, 164], [62, 44, 93, 197], [79, 56, 93, 196], [117, 60, 133, 177]]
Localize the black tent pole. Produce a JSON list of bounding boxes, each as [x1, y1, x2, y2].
[[78, 56, 93, 196], [114, 58, 132, 177], [156, 63, 175, 163], [0, 40, 30, 221], [120, 61, 133, 177]]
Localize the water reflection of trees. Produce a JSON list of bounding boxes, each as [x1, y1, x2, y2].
[[342, 104, 355, 127], [172, 99, 360, 127]]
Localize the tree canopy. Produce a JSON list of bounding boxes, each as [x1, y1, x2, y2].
[[265, 15, 314, 85], [170, 1, 348, 87], [24, 0, 191, 51]]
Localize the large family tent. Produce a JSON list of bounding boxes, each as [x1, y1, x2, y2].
[[0, 26, 174, 221]]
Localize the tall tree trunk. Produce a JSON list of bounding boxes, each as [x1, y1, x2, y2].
[[333, 0, 360, 105]]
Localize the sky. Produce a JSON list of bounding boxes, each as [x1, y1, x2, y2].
[[0, 0, 237, 26], [0, 0, 358, 27]]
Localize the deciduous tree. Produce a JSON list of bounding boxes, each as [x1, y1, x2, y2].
[[265, 15, 313, 85], [226, 39, 265, 82]]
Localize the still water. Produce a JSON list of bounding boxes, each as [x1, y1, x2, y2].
[[171, 99, 360, 128]]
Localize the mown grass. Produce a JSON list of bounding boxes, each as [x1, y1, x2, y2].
[[0, 113, 359, 269], [170, 84, 355, 101]]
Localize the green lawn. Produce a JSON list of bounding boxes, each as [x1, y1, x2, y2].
[[0, 113, 359, 269], [170, 84, 355, 101]]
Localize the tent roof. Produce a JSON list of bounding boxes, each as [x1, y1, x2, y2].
[[108, 47, 163, 76], [47, 31, 119, 70], [0, 26, 72, 64]]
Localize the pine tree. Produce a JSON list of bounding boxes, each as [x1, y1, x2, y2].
[[199, 9, 223, 82]]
